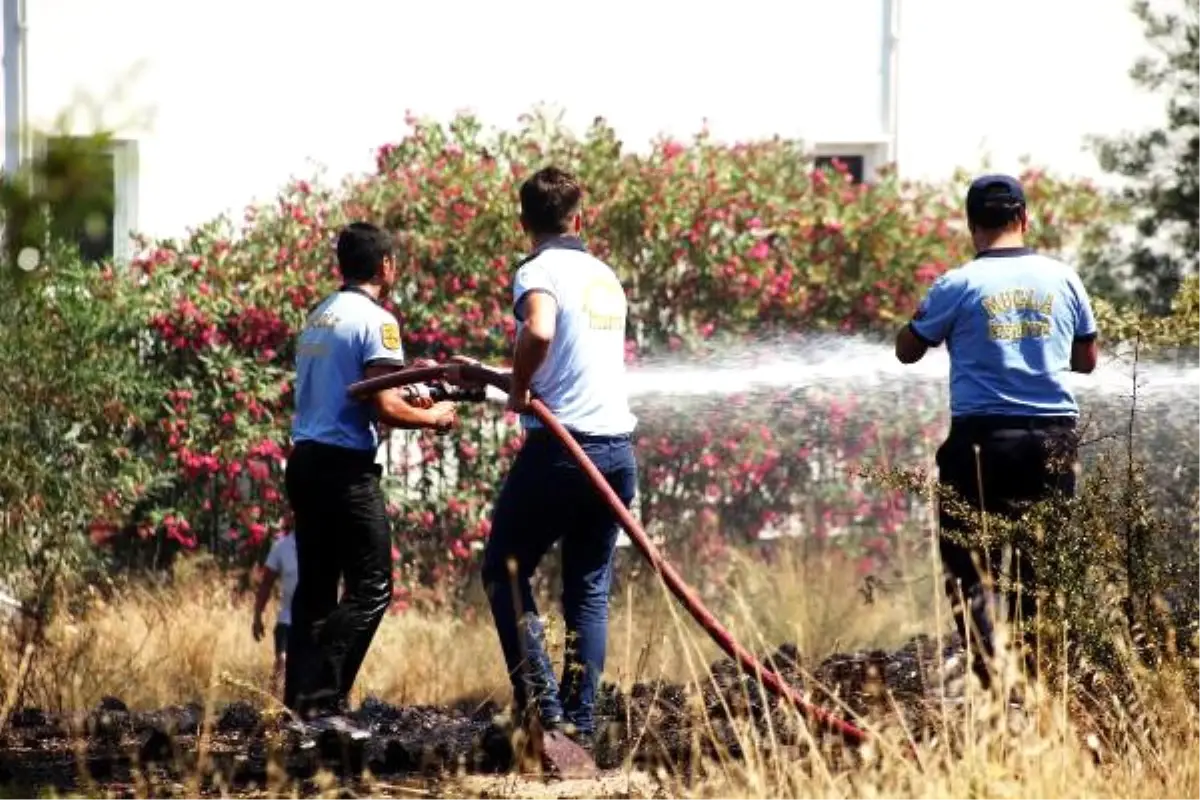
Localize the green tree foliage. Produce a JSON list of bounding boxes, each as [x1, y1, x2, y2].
[[0, 132, 158, 615], [0, 128, 116, 267], [1092, 0, 1199, 311]]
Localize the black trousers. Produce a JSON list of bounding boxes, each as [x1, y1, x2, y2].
[[936, 415, 1078, 689], [283, 440, 393, 718]]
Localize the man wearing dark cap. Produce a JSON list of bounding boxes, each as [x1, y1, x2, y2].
[[894, 174, 1100, 691]]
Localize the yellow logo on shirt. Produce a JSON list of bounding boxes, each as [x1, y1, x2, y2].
[[982, 288, 1054, 318], [380, 322, 401, 350], [582, 277, 626, 332], [983, 288, 1054, 341]]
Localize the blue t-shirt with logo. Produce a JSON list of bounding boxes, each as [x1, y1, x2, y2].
[[512, 236, 637, 436], [909, 248, 1098, 418], [291, 287, 405, 452]]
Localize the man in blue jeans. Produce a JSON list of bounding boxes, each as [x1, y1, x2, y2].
[[482, 166, 638, 751]]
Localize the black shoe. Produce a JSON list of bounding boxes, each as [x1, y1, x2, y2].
[[289, 714, 371, 750]]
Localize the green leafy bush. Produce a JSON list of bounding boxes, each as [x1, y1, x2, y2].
[[5, 109, 1194, 612], [0, 252, 160, 615]]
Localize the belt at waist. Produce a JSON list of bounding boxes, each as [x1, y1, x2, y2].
[[291, 439, 378, 467], [524, 428, 632, 445], [950, 415, 1076, 436]]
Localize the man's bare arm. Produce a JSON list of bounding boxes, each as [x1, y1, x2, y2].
[[253, 569, 277, 618], [509, 292, 557, 404], [363, 365, 456, 430], [1070, 338, 1099, 374], [895, 324, 931, 364]]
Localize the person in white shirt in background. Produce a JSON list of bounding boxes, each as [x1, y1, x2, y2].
[[252, 530, 298, 699]]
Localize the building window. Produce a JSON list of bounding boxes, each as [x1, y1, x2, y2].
[[45, 137, 114, 262], [810, 141, 890, 185], [38, 136, 139, 265], [813, 155, 866, 184]]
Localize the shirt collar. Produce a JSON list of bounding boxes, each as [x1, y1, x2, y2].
[[517, 235, 588, 268], [974, 246, 1035, 260], [339, 284, 381, 303]]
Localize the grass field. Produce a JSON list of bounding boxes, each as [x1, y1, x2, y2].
[[1, 537, 1196, 799]]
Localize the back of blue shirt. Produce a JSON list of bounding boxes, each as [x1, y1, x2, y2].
[[291, 287, 406, 452], [909, 248, 1098, 418]]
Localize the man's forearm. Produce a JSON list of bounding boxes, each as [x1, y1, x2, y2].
[[377, 390, 441, 429], [894, 325, 930, 365], [510, 328, 550, 397], [253, 575, 275, 618]]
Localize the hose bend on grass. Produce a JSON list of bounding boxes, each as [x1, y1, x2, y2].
[[348, 363, 872, 749]]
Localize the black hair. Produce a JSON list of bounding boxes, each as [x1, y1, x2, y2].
[[519, 166, 582, 236], [967, 183, 1026, 231], [336, 222, 393, 282]]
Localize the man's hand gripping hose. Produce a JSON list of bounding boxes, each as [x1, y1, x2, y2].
[[348, 361, 888, 755]]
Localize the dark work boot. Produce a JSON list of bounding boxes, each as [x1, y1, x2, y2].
[[288, 693, 370, 750]]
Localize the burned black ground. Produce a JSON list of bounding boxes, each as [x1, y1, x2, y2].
[[0, 633, 964, 797]]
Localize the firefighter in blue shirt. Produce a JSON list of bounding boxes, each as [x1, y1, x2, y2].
[[895, 174, 1100, 690], [285, 222, 458, 733]]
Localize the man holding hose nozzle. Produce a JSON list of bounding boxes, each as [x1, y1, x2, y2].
[[285, 221, 458, 739], [458, 167, 638, 757], [895, 174, 1100, 693]]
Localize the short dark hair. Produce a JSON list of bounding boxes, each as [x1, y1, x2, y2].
[[519, 167, 582, 236], [336, 222, 393, 282], [965, 174, 1027, 231]]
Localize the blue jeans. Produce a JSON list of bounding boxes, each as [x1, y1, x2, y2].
[[482, 430, 638, 736]]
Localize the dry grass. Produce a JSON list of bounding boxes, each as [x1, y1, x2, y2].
[[1, 543, 1197, 799], [2, 545, 928, 713]]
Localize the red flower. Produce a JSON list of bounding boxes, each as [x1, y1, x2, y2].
[[661, 140, 685, 160]]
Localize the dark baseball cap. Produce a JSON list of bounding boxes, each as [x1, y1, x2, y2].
[[966, 174, 1026, 220]]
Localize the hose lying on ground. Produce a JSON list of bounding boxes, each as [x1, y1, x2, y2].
[[348, 363, 871, 748]]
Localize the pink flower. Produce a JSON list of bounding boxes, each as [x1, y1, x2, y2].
[[748, 241, 770, 261], [915, 262, 944, 284]]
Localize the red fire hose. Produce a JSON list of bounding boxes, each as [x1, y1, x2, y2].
[[348, 363, 870, 747]]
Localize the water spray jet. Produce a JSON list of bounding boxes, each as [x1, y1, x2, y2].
[[348, 363, 873, 751]]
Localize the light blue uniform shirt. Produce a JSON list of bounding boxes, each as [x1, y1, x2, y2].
[[513, 237, 637, 436], [909, 248, 1098, 418], [291, 287, 405, 452]]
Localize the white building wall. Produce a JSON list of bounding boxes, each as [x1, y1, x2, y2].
[[10, 0, 1168, 243]]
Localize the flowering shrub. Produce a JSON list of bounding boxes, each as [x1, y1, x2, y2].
[[0, 254, 162, 608], [44, 108, 1193, 608]]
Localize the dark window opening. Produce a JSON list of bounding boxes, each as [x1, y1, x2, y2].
[[44, 137, 116, 264], [814, 155, 866, 184]]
